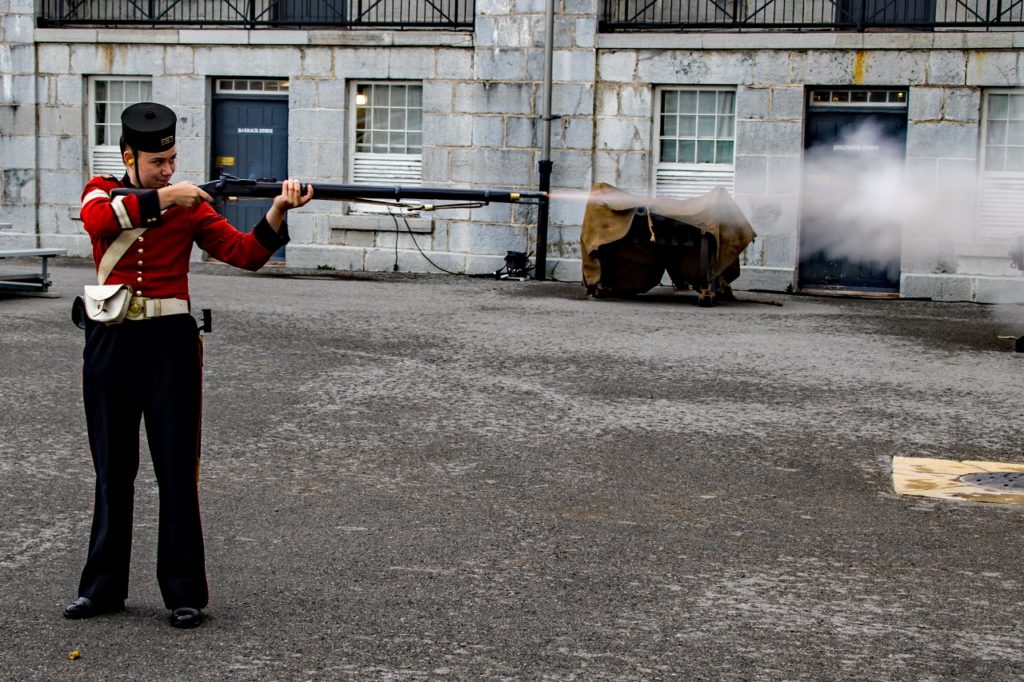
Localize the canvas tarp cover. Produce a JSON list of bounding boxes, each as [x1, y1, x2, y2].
[[581, 182, 756, 294]]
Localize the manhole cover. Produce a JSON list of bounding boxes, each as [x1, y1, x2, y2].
[[957, 472, 1024, 491]]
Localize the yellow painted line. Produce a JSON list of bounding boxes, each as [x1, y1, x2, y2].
[[892, 456, 1024, 505]]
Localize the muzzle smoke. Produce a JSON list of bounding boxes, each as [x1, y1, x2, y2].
[[800, 121, 927, 267]]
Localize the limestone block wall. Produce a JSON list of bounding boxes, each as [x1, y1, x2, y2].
[[595, 32, 1024, 298], [7, 1, 600, 277], [0, 0, 39, 245], [3, 3, 1024, 300]]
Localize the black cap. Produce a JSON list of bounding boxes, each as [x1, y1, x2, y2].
[[121, 102, 177, 153]]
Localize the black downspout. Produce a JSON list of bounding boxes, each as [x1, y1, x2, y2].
[[535, 160, 552, 280]]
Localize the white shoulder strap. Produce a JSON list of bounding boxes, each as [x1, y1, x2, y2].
[[97, 227, 147, 285]]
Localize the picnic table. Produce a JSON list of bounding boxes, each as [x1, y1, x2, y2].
[[0, 247, 68, 293]]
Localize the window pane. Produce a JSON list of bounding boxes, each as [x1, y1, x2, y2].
[[110, 81, 123, 100], [698, 91, 716, 113], [373, 109, 388, 129], [663, 91, 678, 114], [660, 139, 677, 163], [389, 132, 405, 150], [697, 115, 716, 137], [716, 140, 734, 163], [1008, 120, 1024, 145], [679, 140, 696, 162], [678, 115, 696, 137], [717, 115, 734, 138], [718, 92, 735, 114], [1006, 147, 1024, 172], [697, 140, 715, 163], [985, 146, 1006, 171], [988, 94, 1009, 120], [408, 87, 422, 108], [1009, 95, 1024, 120], [661, 115, 677, 137], [391, 86, 407, 107], [988, 120, 1007, 145], [407, 132, 422, 149], [390, 109, 405, 131], [408, 108, 422, 130], [678, 91, 697, 113]]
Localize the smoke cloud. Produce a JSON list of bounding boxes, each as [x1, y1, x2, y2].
[[800, 121, 930, 268]]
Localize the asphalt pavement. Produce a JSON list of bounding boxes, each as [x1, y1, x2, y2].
[[1, 257, 1023, 681]]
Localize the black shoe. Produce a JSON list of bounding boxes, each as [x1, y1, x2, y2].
[[63, 596, 125, 620], [169, 607, 204, 629]]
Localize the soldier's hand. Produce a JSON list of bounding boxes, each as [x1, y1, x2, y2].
[[272, 179, 314, 213], [159, 182, 214, 209]]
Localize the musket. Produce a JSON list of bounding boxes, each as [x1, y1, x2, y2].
[[111, 175, 548, 208]]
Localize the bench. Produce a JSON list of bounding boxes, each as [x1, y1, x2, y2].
[[0, 248, 68, 293]]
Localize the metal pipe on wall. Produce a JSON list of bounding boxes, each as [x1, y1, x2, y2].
[[535, 0, 555, 280]]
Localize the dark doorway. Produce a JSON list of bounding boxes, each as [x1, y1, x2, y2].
[[211, 81, 289, 259], [799, 89, 908, 292]]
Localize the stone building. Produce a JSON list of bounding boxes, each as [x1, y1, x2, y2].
[[1, 0, 1023, 301]]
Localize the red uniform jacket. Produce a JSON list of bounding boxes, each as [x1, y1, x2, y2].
[[81, 174, 289, 300]]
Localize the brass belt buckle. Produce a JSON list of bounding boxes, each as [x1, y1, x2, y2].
[[126, 297, 146, 320]]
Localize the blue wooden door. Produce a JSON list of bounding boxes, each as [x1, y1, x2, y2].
[[211, 95, 289, 259], [799, 108, 907, 291]]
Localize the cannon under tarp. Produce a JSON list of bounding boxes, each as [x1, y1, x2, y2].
[[581, 183, 756, 305]]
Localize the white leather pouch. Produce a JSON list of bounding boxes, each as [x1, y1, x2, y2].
[[83, 283, 133, 325]]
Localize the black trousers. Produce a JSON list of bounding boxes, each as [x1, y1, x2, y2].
[[78, 313, 208, 610]]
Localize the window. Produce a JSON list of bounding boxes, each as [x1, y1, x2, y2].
[[351, 82, 423, 187], [89, 77, 153, 176], [977, 90, 1024, 237], [654, 87, 735, 198], [810, 89, 907, 107]]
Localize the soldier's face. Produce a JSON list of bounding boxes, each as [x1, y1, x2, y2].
[[132, 147, 178, 189]]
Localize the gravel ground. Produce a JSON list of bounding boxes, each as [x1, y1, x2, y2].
[[1, 257, 1023, 681]]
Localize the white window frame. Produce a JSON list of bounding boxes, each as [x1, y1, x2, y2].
[[653, 86, 736, 199], [349, 81, 422, 181], [88, 77, 153, 177], [977, 89, 1024, 238]]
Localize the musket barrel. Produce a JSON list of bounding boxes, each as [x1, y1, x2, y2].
[[214, 179, 546, 204]]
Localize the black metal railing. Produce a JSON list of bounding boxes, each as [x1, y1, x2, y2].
[[39, 0, 474, 29], [601, 0, 1024, 29]]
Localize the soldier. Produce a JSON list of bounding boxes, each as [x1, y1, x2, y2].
[[63, 102, 312, 628]]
